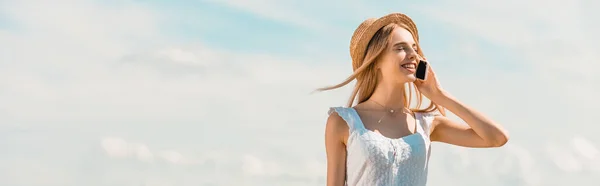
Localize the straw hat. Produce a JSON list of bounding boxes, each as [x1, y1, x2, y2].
[[349, 13, 420, 69]]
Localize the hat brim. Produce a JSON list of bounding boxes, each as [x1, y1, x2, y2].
[[350, 13, 419, 67]]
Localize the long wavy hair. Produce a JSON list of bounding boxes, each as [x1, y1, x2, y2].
[[318, 23, 445, 115]]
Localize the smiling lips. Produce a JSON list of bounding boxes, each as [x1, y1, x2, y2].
[[401, 63, 416, 73]]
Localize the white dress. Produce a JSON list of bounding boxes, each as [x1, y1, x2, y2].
[[328, 107, 436, 186]]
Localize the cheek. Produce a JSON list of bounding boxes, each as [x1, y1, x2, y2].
[[381, 55, 400, 67], [394, 51, 408, 60], [380, 62, 400, 76], [380, 61, 397, 72]]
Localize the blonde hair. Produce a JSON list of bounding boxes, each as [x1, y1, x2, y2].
[[318, 23, 445, 115]]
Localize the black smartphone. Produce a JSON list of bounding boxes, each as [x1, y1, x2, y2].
[[415, 60, 428, 80]]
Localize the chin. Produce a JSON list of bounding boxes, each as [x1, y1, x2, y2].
[[396, 76, 416, 84], [405, 75, 417, 82]]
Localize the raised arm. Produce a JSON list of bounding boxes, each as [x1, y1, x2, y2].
[[414, 60, 509, 148], [324, 113, 349, 186], [429, 93, 509, 147]]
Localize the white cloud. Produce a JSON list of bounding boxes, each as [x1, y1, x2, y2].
[[205, 0, 328, 31], [135, 144, 154, 163], [101, 136, 205, 165], [547, 143, 584, 173], [202, 0, 387, 35], [157, 48, 206, 66], [101, 137, 131, 158], [572, 136, 599, 160], [242, 154, 266, 176], [1, 159, 73, 186], [418, 0, 600, 83], [159, 150, 184, 164], [101, 136, 158, 163], [0, 0, 165, 124], [1, 0, 159, 58], [500, 144, 541, 185]]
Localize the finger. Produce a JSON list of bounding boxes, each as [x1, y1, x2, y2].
[[414, 79, 425, 85]]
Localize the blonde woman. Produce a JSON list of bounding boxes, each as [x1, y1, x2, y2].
[[320, 13, 509, 186]]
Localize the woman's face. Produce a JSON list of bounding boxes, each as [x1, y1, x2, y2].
[[377, 27, 420, 84]]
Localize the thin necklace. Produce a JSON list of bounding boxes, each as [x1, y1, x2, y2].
[[369, 99, 410, 124]]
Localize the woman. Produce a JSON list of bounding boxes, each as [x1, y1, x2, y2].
[[319, 13, 509, 186]]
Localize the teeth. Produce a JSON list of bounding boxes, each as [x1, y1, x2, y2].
[[402, 64, 415, 68]]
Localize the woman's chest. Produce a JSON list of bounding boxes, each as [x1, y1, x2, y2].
[[349, 132, 429, 164]]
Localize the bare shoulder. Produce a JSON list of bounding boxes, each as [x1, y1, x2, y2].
[[417, 111, 449, 135], [325, 111, 350, 145], [431, 114, 451, 127], [324, 109, 349, 185]]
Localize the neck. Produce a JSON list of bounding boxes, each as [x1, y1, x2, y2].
[[368, 79, 407, 109]]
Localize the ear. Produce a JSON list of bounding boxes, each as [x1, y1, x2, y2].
[[372, 57, 382, 70], [374, 63, 383, 78]]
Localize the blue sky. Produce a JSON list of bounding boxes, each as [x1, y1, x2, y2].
[[1, 0, 599, 185]]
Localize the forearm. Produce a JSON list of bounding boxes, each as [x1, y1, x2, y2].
[[433, 91, 509, 146]]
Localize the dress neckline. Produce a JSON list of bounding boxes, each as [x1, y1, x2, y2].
[[349, 107, 423, 141]]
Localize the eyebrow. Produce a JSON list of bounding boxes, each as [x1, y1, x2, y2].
[[393, 42, 416, 47]]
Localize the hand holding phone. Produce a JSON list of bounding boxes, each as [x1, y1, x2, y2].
[[415, 60, 428, 80]]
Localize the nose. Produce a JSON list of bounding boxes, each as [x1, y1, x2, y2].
[[407, 48, 418, 60]]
